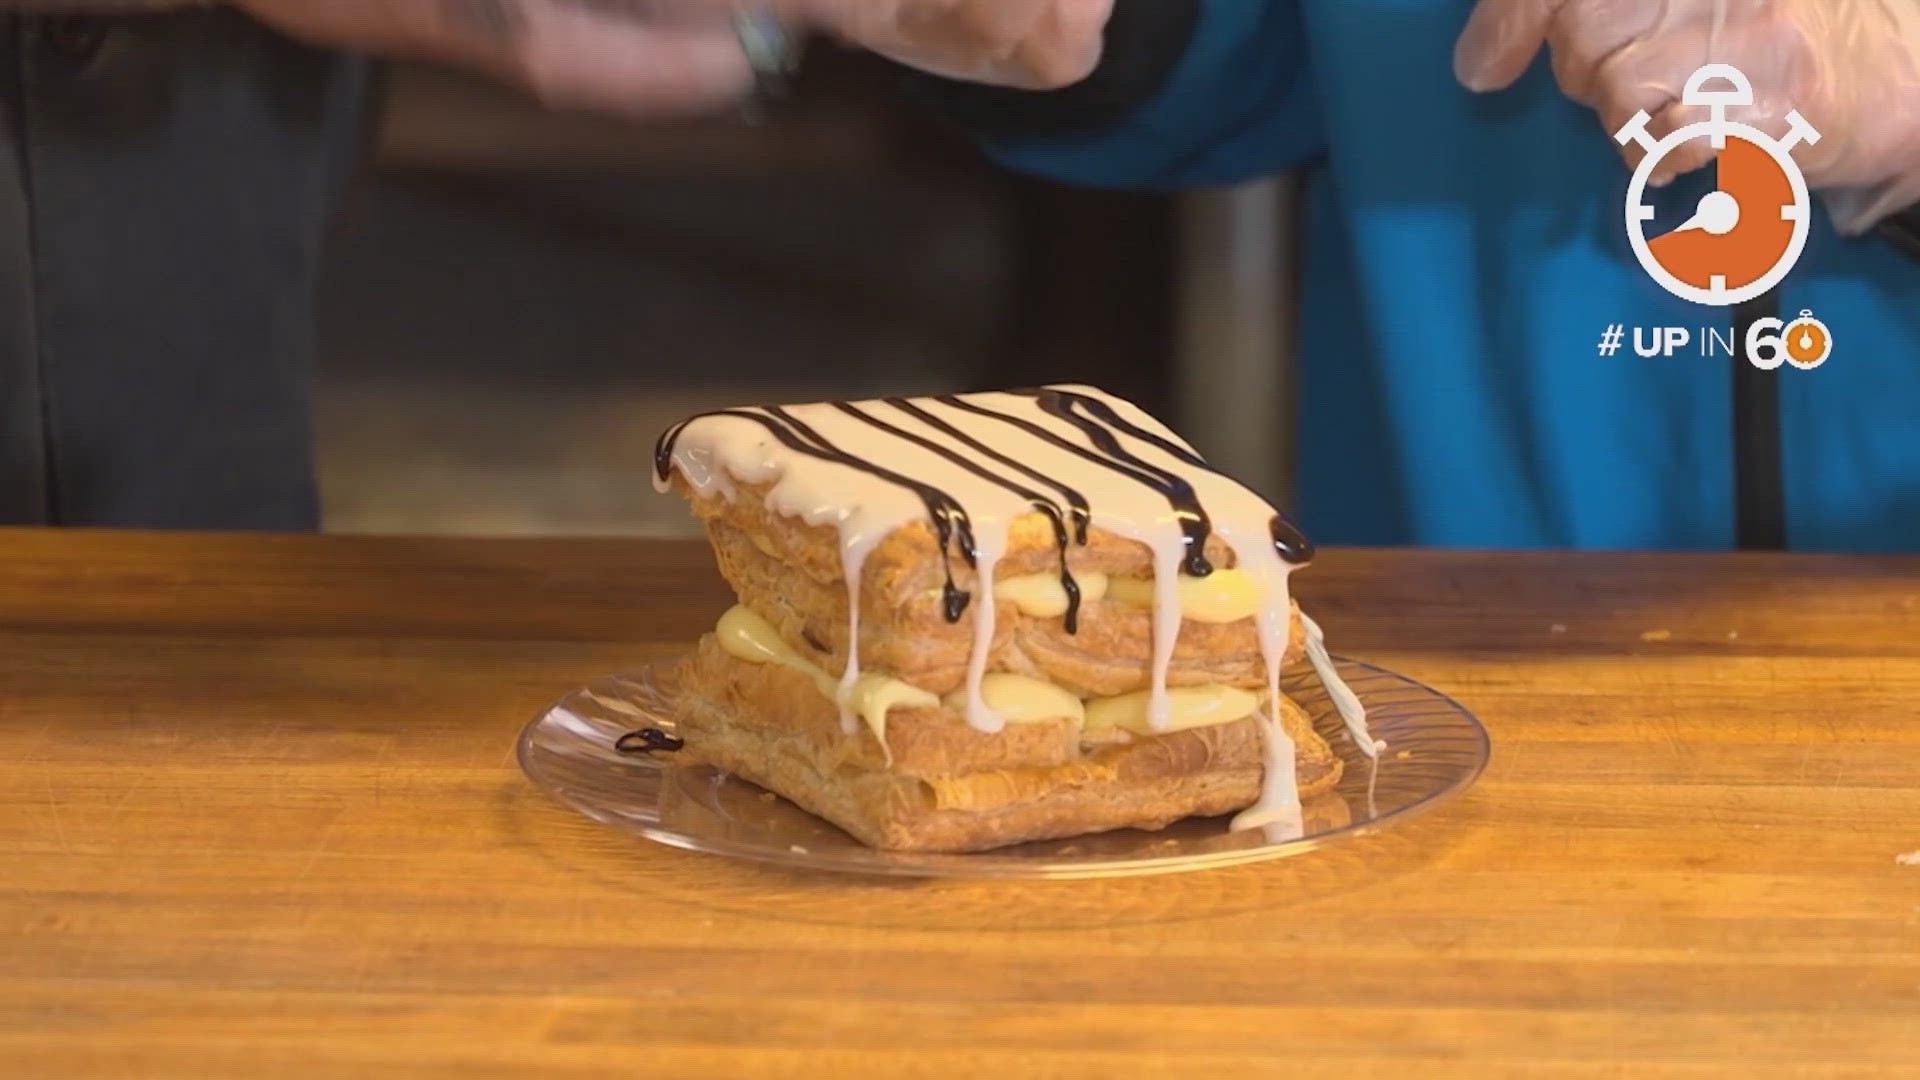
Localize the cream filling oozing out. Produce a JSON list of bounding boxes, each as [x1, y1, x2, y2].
[[988, 567, 1292, 834], [1084, 686, 1260, 736], [714, 604, 1267, 749], [994, 572, 1379, 748], [714, 592, 1375, 835], [990, 571, 1108, 618], [715, 606, 938, 760], [715, 591, 1374, 834], [1103, 569, 1264, 624]]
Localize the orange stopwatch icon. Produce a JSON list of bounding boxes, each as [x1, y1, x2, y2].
[[1616, 65, 1822, 307], [1783, 310, 1833, 369]]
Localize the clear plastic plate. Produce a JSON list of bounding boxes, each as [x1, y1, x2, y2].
[[517, 658, 1488, 879]]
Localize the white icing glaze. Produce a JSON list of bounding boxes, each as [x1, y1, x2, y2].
[[837, 539, 866, 736], [1232, 711, 1304, 841], [1300, 611, 1384, 758], [1147, 543, 1183, 731], [1238, 544, 1298, 833], [658, 385, 1317, 832], [963, 534, 1006, 732]]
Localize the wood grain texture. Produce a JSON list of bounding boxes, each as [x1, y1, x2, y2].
[[3, 529, 1918, 1077]]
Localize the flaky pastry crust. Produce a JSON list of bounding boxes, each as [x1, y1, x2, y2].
[[670, 643, 1343, 853]]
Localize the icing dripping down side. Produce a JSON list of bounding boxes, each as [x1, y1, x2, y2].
[[964, 536, 1006, 732], [837, 536, 866, 735], [1301, 612, 1384, 758], [1230, 549, 1301, 837], [714, 605, 940, 761], [1232, 711, 1304, 841]]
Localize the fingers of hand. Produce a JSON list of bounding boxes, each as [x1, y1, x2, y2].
[[898, 0, 1110, 89], [419, 0, 756, 114], [1638, 101, 1714, 185], [1570, 13, 1810, 186], [1010, 0, 1110, 89], [1822, 176, 1920, 236], [1779, 4, 1920, 189], [1546, 0, 1673, 105], [515, 10, 756, 113], [455, 0, 1109, 92], [1455, 0, 1562, 92], [237, 0, 471, 55], [1589, 23, 1717, 181]]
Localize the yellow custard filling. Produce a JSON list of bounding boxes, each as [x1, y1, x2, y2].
[[941, 674, 1085, 725], [1083, 686, 1261, 736], [714, 605, 1259, 743], [1104, 568, 1264, 624], [994, 572, 1109, 618], [715, 606, 939, 745]]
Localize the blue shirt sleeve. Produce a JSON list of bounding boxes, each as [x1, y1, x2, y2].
[[985, 0, 1323, 190]]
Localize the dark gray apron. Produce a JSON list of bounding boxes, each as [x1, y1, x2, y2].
[[0, 11, 364, 529]]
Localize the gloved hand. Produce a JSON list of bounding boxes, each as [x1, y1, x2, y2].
[[660, 0, 1114, 89], [230, 0, 757, 116], [1454, 0, 1920, 234]]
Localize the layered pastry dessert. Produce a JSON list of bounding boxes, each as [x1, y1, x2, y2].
[[653, 386, 1379, 853]]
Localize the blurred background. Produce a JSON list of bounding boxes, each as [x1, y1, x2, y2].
[[316, 51, 1299, 538]]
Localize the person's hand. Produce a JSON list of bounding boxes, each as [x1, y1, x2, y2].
[[821, 0, 1115, 89], [1453, 0, 1920, 233], [654, 0, 1114, 89], [229, 0, 757, 116]]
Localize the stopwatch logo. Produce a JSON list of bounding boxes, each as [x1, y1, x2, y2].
[[1614, 64, 1821, 308], [1746, 308, 1835, 371]]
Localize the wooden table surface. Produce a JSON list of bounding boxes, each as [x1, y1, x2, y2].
[[4, 529, 1918, 1077]]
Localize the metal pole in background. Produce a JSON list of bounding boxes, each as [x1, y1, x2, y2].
[[1732, 290, 1785, 550], [1172, 176, 1299, 507]]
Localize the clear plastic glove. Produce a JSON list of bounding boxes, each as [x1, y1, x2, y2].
[[1454, 0, 1920, 233], [652, 0, 1114, 89], [232, 0, 757, 116]]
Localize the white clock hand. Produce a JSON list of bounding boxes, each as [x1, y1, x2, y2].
[[1673, 189, 1741, 235]]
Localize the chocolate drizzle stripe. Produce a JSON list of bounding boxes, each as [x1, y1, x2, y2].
[[653, 419, 691, 480], [615, 728, 684, 754], [653, 386, 1319, 642], [833, 401, 1063, 514], [1032, 388, 1210, 469], [884, 397, 1092, 545], [1269, 514, 1314, 565], [949, 392, 1216, 578], [930, 396, 1186, 509], [762, 403, 978, 566], [1027, 389, 1315, 567], [763, 404, 983, 623], [835, 401, 1088, 633], [840, 399, 1098, 630], [656, 407, 979, 622]]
